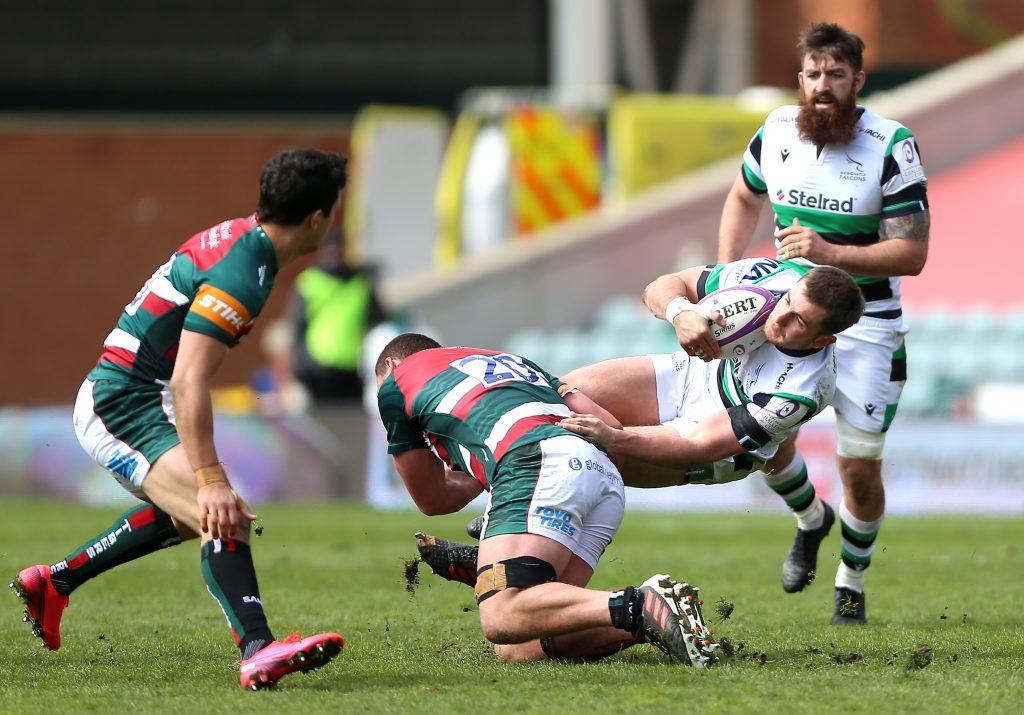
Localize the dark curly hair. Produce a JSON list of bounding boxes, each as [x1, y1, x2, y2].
[[256, 148, 348, 225]]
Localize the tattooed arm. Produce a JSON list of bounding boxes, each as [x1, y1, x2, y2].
[[776, 209, 929, 278]]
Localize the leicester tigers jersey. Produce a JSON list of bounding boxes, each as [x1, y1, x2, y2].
[[741, 105, 928, 315], [377, 347, 572, 488], [89, 214, 278, 385]]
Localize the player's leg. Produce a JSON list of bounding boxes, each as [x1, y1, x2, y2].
[[606, 351, 711, 488], [562, 355, 663, 426], [503, 496, 645, 663], [761, 433, 835, 593], [827, 325, 904, 624], [11, 380, 188, 651], [831, 425, 886, 625], [476, 532, 604, 644], [144, 445, 343, 688], [479, 436, 715, 666]]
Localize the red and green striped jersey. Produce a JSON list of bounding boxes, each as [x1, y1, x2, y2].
[[89, 214, 278, 385], [377, 347, 570, 488]]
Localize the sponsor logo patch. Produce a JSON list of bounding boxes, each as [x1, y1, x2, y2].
[[534, 507, 577, 536], [191, 285, 252, 337]]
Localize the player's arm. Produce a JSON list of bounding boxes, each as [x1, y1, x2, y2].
[[170, 329, 255, 538], [391, 448, 484, 516], [718, 171, 767, 263], [777, 210, 929, 277], [561, 410, 742, 468], [564, 392, 816, 468], [560, 386, 623, 430], [641, 265, 721, 359]]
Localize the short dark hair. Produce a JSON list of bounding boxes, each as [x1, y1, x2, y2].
[[375, 332, 442, 378], [797, 22, 865, 73], [256, 148, 348, 225], [799, 266, 865, 335]]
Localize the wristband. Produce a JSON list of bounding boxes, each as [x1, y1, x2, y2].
[[196, 464, 229, 488], [665, 296, 713, 325]]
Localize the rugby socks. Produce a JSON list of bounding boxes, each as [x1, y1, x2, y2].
[[48, 504, 182, 596], [835, 499, 884, 593], [609, 586, 644, 634], [201, 538, 274, 658], [762, 453, 825, 530]]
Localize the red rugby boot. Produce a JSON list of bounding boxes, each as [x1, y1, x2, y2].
[[10, 564, 69, 651], [239, 631, 344, 690]]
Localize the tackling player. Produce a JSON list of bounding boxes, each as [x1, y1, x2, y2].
[[376, 333, 717, 667]]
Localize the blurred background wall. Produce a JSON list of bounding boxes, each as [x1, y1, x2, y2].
[[3, 0, 1023, 509]]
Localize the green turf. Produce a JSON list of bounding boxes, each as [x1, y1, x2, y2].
[[1, 500, 1022, 714]]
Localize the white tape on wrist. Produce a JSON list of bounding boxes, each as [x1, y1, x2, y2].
[[665, 296, 713, 325]]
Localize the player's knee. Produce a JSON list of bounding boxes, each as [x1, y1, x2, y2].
[[476, 556, 557, 643], [835, 417, 886, 460], [840, 458, 883, 501]]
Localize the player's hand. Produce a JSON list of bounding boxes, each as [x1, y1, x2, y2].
[[775, 218, 833, 264], [672, 310, 722, 361], [560, 412, 622, 448], [198, 482, 257, 539]]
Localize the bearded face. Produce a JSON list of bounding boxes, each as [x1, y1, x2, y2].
[[796, 55, 863, 146]]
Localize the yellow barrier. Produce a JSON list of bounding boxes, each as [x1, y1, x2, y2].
[[433, 111, 482, 268], [608, 94, 782, 199], [506, 106, 603, 236]]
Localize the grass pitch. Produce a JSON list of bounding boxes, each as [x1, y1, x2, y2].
[[1, 499, 1022, 714]]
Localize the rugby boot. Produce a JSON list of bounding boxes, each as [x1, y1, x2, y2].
[[635, 574, 718, 668], [831, 587, 867, 625], [466, 515, 485, 540], [415, 532, 478, 587], [781, 501, 836, 593], [239, 630, 344, 690], [11, 564, 69, 651]]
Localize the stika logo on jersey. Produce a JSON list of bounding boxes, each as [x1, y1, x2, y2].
[[192, 285, 252, 337]]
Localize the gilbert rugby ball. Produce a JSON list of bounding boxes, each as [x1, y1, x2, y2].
[[697, 284, 777, 359]]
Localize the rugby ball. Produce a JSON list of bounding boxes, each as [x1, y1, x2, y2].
[[697, 285, 777, 359]]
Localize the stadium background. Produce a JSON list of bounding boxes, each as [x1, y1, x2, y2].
[[3, 0, 1023, 513]]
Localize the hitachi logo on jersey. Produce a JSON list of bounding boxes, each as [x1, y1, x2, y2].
[[198, 294, 246, 330], [786, 189, 854, 213], [859, 127, 887, 142]]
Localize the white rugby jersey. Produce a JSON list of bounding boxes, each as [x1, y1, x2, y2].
[[672, 258, 836, 483], [741, 105, 928, 317]]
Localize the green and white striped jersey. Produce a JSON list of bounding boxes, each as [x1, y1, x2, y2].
[[698, 258, 836, 439], [741, 105, 928, 315]]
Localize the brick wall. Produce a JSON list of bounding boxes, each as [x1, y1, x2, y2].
[[3, 121, 349, 404]]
